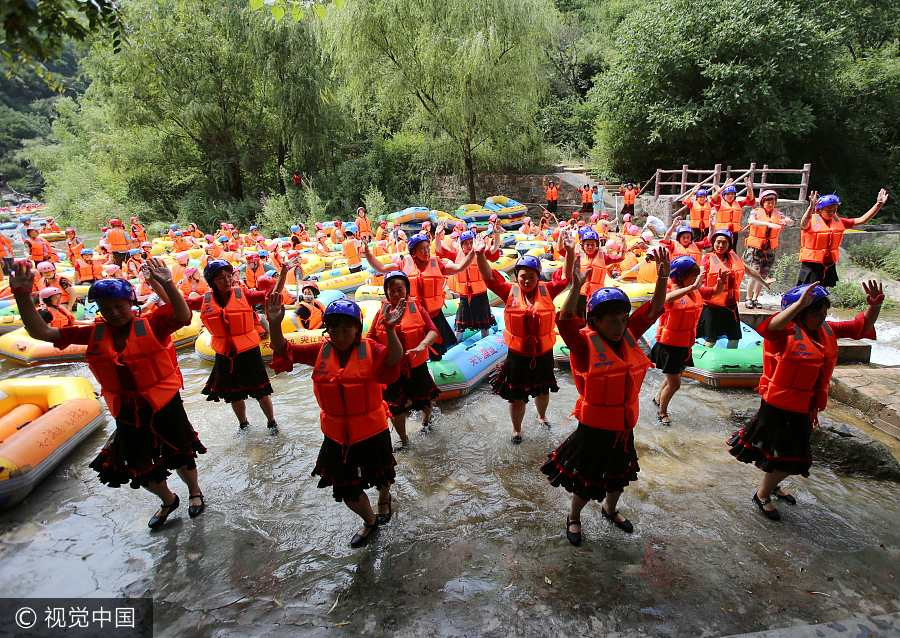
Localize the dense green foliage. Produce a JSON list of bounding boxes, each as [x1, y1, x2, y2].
[[3, 0, 897, 231]]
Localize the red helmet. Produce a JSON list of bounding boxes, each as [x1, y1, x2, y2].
[[65, 227, 76, 235], [109, 218, 123, 227], [255, 275, 276, 292], [300, 280, 320, 293]]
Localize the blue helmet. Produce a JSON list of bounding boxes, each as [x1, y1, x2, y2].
[[127, 248, 141, 257], [324, 299, 362, 324], [711, 229, 734, 244], [19, 216, 31, 222], [257, 250, 269, 257], [669, 255, 699, 280], [290, 225, 300, 233], [217, 235, 229, 243], [249, 225, 258, 231], [581, 228, 600, 243], [203, 259, 233, 284], [816, 194, 841, 210], [174, 231, 182, 236], [459, 231, 475, 243], [781, 284, 829, 310], [586, 287, 631, 316], [407, 233, 430, 254], [696, 189, 709, 198], [80, 248, 94, 256], [722, 185, 737, 195], [514, 255, 541, 274], [675, 225, 693, 239], [169, 224, 178, 230], [383, 270, 410, 294], [88, 278, 135, 303]]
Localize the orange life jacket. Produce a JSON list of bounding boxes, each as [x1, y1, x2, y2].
[[43, 304, 75, 328], [746, 208, 783, 251], [297, 299, 325, 330], [704, 252, 745, 307], [179, 277, 209, 298], [0, 234, 12, 258], [716, 198, 743, 232], [572, 326, 651, 431], [373, 299, 430, 368], [356, 216, 371, 236], [656, 288, 703, 347], [27, 237, 54, 263], [670, 239, 702, 262], [581, 188, 592, 205], [579, 252, 608, 297], [74, 258, 97, 283], [244, 264, 265, 289], [688, 199, 711, 230], [546, 185, 559, 201], [402, 255, 445, 315], [312, 339, 390, 446], [106, 227, 129, 252], [800, 214, 844, 264], [173, 236, 193, 252], [66, 239, 84, 263], [85, 317, 183, 417], [36, 275, 71, 304], [200, 287, 261, 355], [504, 283, 556, 356], [760, 322, 837, 414], [343, 238, 361, 266], [449, 251, 486, 297], [131, 223, 147, 243], [623, 188, 637, 205]]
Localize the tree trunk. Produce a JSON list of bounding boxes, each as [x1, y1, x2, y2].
[[229, 160, 243, 201], [276, 139, 286, 195], [463, 142, 476, 204]]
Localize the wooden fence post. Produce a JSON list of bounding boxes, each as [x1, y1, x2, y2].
[[799, 163, 811, 201], [680, 164, 688, 195], [749, 162, 757, 186], [653, 169, 661, 199], [713, 163, 722, 188], [725, 165, 732, 183], [761, 164, 769, 188]]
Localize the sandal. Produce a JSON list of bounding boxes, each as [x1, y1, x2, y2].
[[392, 440, 409, 453], [753, 492, 781, 521], [566, 516, 582, 546], [652, 395, 660, 407], [148, 494, 180, 529], [511, 434, 523, 445], [188, 493, 205, 519], [772, 486, 797, 505], [376, 494, 392, 525], [601, 505, 634, 533], [266, 420, 279, 432], [657, 412, 671, 426], [238, 421, 250, 430], [538, 417, 551, 429], [349, 519, 379, 548]]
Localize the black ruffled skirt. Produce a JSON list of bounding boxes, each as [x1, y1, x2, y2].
[[429, 311, 458, 360], [727, 399, 813, 476], [312, 430, 397, 503], [202, 346, 273, 403], [454, 292, 496, 331], [89, 393, 207, 489], [541, 424, 639, 501], [491, 350, 558, 402], [383, 362, 439, 414]]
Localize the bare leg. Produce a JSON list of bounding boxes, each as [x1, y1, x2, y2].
[[145, 480, 176, 517], [392, 411, 409, 446], [231, 399, 248, 425], [746, 279, 761, 304], [535, 392, 550, 424], [258, 394, 275, 423], [602, 490, 628, 524], [344, 492, 377, 537], [510, 400, 526, 435], [658, 373, 681, 415], [377, 486, 391, 517], [568, 493, 588, 535], [176, 467, 202, 508], [421, 403, 433, 428], [757, 470, 791, 513]]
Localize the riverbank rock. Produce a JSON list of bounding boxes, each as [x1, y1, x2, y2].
[[729, 409, 900, 482]]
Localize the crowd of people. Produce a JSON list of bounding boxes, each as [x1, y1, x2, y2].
[[2, 179, 890, 548]]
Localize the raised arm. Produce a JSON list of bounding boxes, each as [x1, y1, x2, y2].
[[861, 280, 884, 334], [851, 189, 889, 226], [474, 236, 494, 283], [562, 233, 576, 281], [380, 299, 407, 365], [10, 263, 60, 343], [266, 291, 287, 355], [144, 258, 191, 325], [560, 256, 587, 319], [664, 216, 683, 240], [442, 248, 475, 275], [647, 248, 670, 321], [362, 242, 391, 273], [799, 191, 817, 230], [665, 270, 703, 303], [768, 284, 820, 332]]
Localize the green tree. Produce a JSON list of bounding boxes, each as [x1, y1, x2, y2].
[[326, 0, 557, 202]]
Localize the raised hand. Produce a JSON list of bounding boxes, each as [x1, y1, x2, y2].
[[671, 216, 683, 226], [265, 291, 285, 323], [143, 257, 173, 284], [648, 247, 670, 278], [862, 280, 884, 306], [795, 283, 821, 309], [562, 233, 576, 253], [383, 298, 407, 328], [9, 261, 34, 294], [361, 242, 371, 257], [570, 255, 587, 288], [876, 188, 889, 206], [473, 236, 486, 253], [808, 190, 819, 210]]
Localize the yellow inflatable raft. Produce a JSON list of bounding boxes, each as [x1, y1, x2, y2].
[[0, 376, 104, 508], [0, 312, 203, 366]]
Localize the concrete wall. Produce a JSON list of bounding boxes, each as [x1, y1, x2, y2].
[[432, 174, 583, 211]]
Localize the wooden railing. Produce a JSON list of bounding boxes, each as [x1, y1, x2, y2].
[[649, 163, 811, 202]]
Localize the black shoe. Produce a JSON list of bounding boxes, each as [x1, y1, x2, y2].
[[392, 440, 409, 453], [376, 495, 392, 525], [349, 520, 379, 548], [538, 418, 551, 429], [148, 494, 180, 529], [188, 493, 205, 519], [267, 420, 278, 434], [753, 492, 781, 521], [772, 486, 797, 505], [511, 434, 523, 445], [601, 505, 634, 533], [566, 516, 582, 546], [238, 421, 249, 430]]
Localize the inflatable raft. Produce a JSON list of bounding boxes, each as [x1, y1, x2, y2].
[[429, 307, 507, 400], [0, 311, 204, 366], [642, 320, 763, 388], [0, 376, 105, 508], [484, 195, 528, 218]]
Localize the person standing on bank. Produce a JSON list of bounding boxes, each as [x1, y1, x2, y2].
[[10, 259, 207, 528], [542, 248, 669, 545], [545, 179, 559, 215], [268, 295, 406, 548], [728, 281, 883, 521], [797, 189, 888, 288], [187, 259, 281, 432], [476, 235, 575, 442], [743, 189, 793, 308]]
